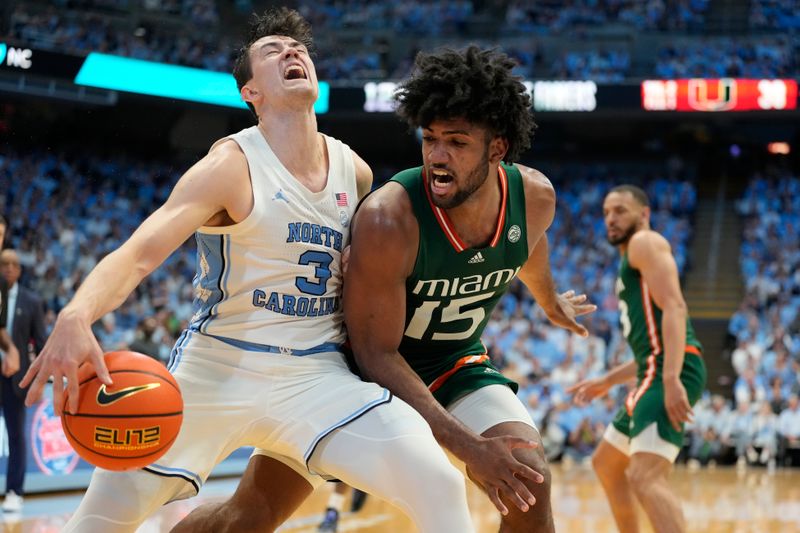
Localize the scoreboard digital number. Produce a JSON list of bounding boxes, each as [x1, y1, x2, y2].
[[641, 79, 798, 112]]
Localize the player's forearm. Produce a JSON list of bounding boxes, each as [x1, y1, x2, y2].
[[661, 303, 687, 382], [63, 247, 154, 325], [518, 235, 559, 313], [356, 351, 482, 456], [602, 360, 638, 386]]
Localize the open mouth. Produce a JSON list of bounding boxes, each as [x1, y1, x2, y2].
[[284, 65, 307, 80], [430, 168, 454, 194]]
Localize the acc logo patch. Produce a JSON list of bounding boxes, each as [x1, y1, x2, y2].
[[31, 397, 80, 475], [507, 225, 521, 243]]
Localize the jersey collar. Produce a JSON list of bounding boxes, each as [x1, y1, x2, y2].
[[422, 165, 508, 253]]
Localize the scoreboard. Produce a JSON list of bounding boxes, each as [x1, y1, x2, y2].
[[641, 79, 798, 112]]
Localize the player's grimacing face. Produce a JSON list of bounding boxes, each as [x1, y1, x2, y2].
[[247, 35, 317, 102], [421, 118, 493, 209], [603, 192, 642, 246]]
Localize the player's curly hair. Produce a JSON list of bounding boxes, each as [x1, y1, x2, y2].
[[233, 7, 315, 115], [395, 46, 536, 163]]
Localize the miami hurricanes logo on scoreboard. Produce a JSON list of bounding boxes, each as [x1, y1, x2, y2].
[[641, 79, 798, 112]]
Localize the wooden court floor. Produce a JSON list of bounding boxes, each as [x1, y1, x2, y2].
[[3, 464, 799, 532]]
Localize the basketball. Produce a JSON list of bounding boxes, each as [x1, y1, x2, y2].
[[61, 351, 183, 471]]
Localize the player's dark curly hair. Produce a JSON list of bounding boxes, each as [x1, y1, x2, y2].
[[233, 7, 315, 116], [395, 46, 536, 163]]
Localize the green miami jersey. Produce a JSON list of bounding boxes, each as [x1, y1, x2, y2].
[[615, 251, 702, 377], [391, 164, 529, 406], [612, 249, 707, 448]]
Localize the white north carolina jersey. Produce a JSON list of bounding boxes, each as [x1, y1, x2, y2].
[[187, 126, 358, 351]]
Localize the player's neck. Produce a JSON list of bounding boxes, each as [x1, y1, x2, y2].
[[258, 110, 327, 186]]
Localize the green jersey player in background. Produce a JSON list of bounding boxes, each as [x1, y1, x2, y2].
[[568, 185, 706, 533]]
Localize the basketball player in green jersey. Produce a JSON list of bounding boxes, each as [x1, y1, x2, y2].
[[568, 185, 706, 533], [174, 46, 594, 533]]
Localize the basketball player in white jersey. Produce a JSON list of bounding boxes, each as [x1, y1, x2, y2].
[[20, 8, 486, 532]]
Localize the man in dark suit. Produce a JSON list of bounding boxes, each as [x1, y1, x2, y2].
[[0, 248, 45, 513]]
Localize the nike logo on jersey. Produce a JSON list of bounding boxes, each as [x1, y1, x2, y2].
[[468, 252, 485, 264], [272, 189, 289, 203], [96, 383, 161, 406]]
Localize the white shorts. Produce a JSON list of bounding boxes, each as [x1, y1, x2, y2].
[[447, 384, 537, 435], [603, 422, 681, 463], [145, 332, 391, 499], [445, 384, 538, 476]]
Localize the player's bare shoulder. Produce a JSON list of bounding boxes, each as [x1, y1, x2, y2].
[[171, 137, 252, 225], [350, 151, 374, 199], [627, 229, 672, 268], [352, 181, 418, 275], [514, 164, 556, 226], [629, 229, 670, 252], [356, 182, 416, 236]]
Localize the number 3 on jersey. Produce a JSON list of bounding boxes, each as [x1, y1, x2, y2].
[[296, 251, 333, 296], [405, 292, 495, 341]]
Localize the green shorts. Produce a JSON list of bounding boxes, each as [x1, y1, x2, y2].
[[431, 359, 518, 408], [612, 351, 706, 449]]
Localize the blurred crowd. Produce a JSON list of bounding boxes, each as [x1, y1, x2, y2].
[[505, 0, 710, 34], [655, 37, 797, 79], [750, 0, 800, 30], [0, 148, 195, 363], [4, 1, 799, 81], [711, 173, 800, 470]]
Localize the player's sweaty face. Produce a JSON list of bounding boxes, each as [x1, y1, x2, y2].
[[248, 35, 317, 100], [421, 118, 491, 209], [602, 192, 641, 245]]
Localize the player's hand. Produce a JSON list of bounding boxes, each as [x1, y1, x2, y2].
[[1, 344, 20, 377], [664, 378, 692, 431], [545, 290, 597, 337], [462, 436, 544, 515], [567, 376, 611, 406], [20, 309, 112, 415]]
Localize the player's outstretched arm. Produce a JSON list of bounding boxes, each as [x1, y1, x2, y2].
[[567, 360, 637, 406], [515, 165, 596, 336], [344, 185, 543, 516], [628, 230, 692, 431], [21, 140, 250, 415]]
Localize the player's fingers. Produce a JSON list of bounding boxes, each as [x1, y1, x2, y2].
[[569, 293, 587, 303], [25, 371, 49, 407], [90, 347, 112, 385], [514, 462, 545, 484], [19, 356, 41, 388], [565, 382, 584, 394], [66, 365, 80, 415], [52, 373, 65, 417], [487, 487, 509, 516], [668, 406, 686, 430], [574, 304, 598, 316], [570, 322, 589, 337], [508, 472, 538, 505], [561, 290, 575, 298], [507, 437, 538, 451], [499, 481, 531, 513]]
